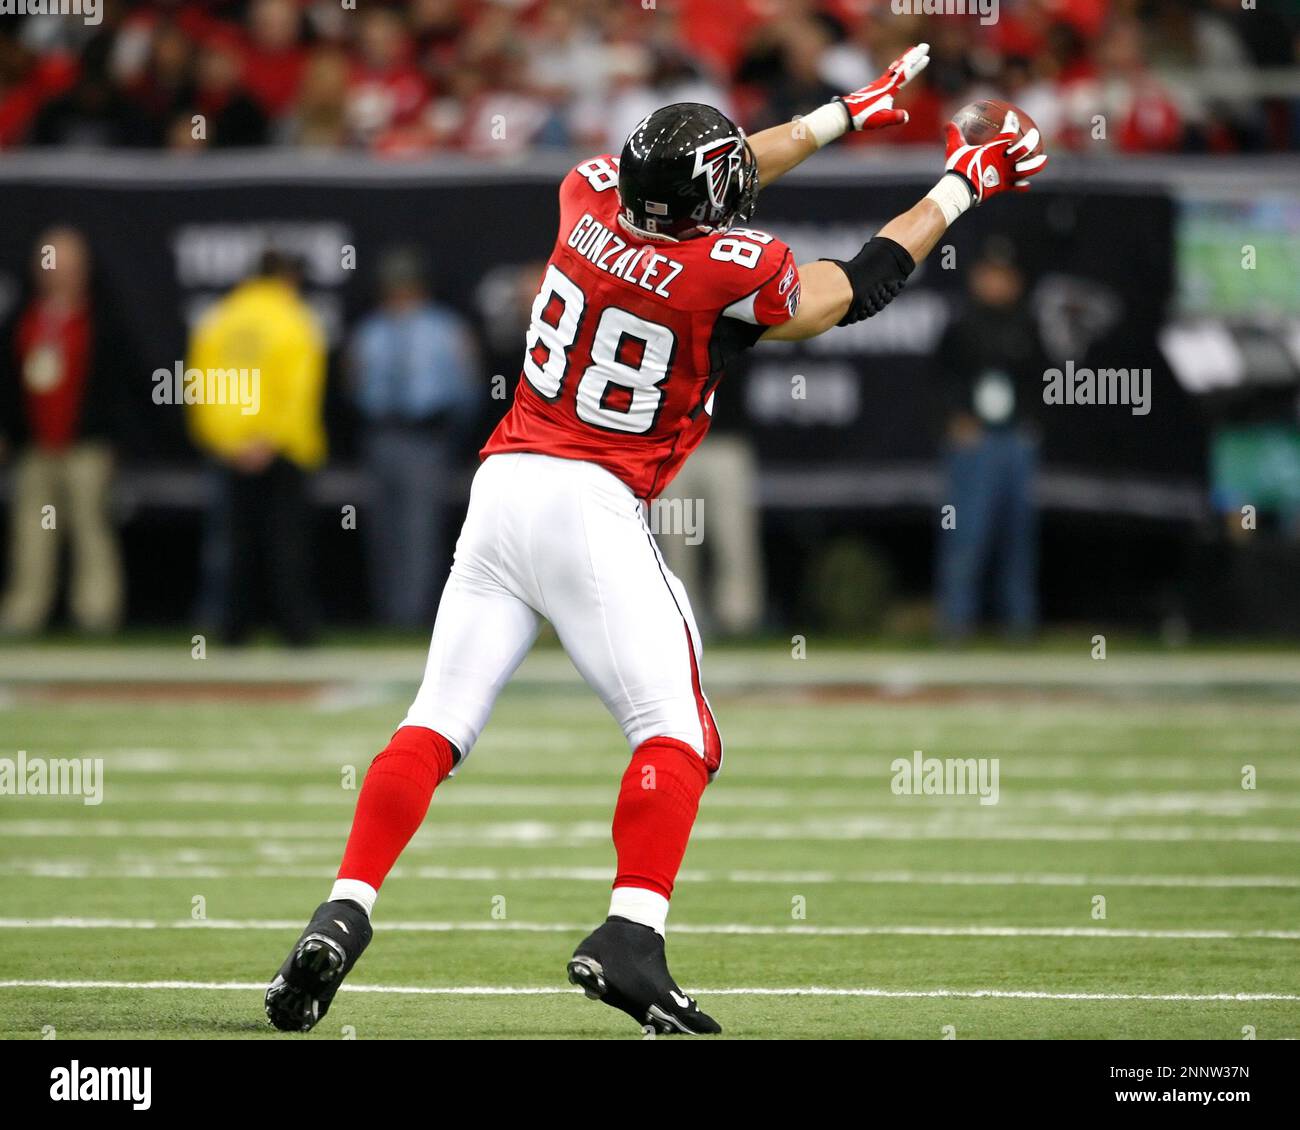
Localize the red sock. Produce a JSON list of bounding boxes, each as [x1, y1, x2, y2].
[[612, 737, 708, 900], [337, 725, 456, 890]]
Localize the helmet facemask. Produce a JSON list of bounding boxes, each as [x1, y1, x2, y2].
[[724, 139, 760, 230]]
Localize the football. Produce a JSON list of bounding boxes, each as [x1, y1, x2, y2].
[[950, 97, 1042, 156]]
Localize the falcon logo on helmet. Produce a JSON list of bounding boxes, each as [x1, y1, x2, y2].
[[617, 103, 760, 241], [691, 136, 745, 210]]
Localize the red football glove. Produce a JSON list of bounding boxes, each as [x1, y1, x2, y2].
[[837, 42, 930, 131], [943, 113, 1048, 204]]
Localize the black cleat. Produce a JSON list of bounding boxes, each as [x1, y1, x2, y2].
[[265, 899, 372, 1032], [567, 916, 721, 1035]]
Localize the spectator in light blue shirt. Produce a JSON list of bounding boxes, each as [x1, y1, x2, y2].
[[349, 247, 480, 627]]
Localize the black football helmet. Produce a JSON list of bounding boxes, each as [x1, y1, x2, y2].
[[618, 103, 759, 240]]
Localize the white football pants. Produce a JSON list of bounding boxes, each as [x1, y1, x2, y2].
[[402, 452, 722, 773]]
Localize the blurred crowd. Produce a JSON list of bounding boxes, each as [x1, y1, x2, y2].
[[1, 0, 1297, 157]]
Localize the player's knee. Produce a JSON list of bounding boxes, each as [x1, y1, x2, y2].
[[372, 725, 460, 781], [624, 694, 722, 772], [629, 736, 709, 782], [630, 731, 721, 781], [399, 703, 476, 766]]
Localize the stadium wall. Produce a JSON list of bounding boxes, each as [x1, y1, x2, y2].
[[4, 153, 1292, 629]]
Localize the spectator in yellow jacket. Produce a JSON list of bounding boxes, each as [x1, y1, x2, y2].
[[187, 251, 326, 645]]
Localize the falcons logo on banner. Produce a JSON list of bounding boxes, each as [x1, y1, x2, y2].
[[691, 137, 743, 208]]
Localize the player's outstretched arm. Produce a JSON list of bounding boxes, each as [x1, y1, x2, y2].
[[764, 117, 1048, 343], [748, 42, 930, 188]]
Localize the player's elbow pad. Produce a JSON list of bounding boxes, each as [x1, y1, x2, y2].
[[822, 237, 915, 327]]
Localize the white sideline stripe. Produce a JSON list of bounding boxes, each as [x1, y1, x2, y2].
[[2, 918, 1298, 940], [4, 861, 1300, 890], [4, 819, 1300, 844], [0, 979, 1295, 1003]]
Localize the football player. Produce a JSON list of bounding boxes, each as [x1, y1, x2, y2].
[[266, 42, 1047, 1036]]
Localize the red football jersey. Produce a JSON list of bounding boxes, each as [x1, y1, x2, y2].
[[481, 155, 800, 499]]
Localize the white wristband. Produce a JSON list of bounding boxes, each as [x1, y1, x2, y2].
[[925, 172, 975, 226], [800, 101, 851, 148]]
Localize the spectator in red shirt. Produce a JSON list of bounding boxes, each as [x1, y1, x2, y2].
[[242, 0, 308, 117], [0, 228, 136, 635], [0, 33, 76, 148], [346, 8, 429, 150], [1101, 17, 1184, 153]]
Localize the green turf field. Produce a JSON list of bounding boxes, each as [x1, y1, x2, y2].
[[1, 643, 1297, 1039]]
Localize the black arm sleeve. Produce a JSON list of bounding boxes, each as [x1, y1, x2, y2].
[[821, 236, 915, 327]]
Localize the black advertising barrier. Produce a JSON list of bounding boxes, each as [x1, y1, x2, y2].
[[0, 152, 1195, 477]]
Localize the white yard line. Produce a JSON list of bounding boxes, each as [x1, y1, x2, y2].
[[9, 643, 1300, 684], [61, 782, 1300, 816], [3, 860, 1299, 889], [1, 917, 1297, 940], [74, 750, 1300, 782], [0, 979, 1295, 1002]]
